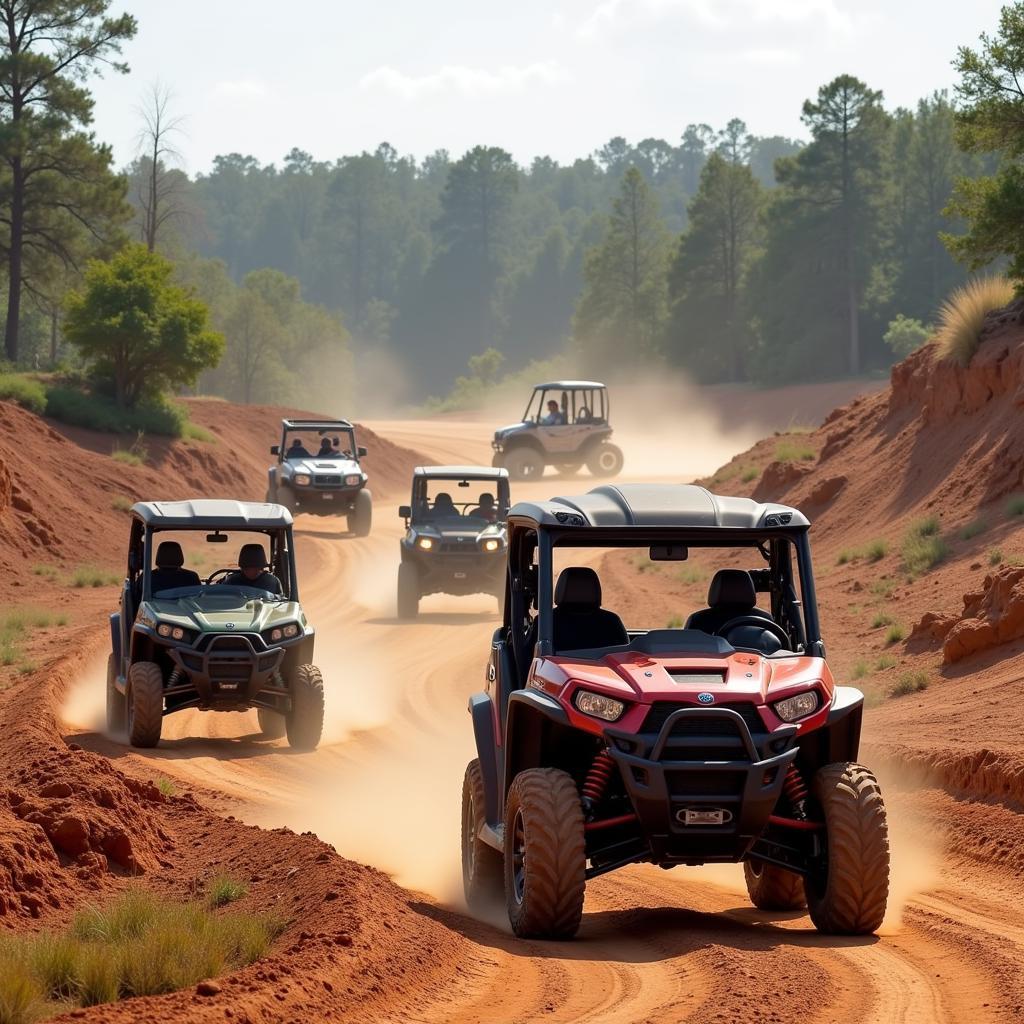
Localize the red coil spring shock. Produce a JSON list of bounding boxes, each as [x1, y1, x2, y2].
[[581, 749, 615, 808], [782, 764, 809, 818]]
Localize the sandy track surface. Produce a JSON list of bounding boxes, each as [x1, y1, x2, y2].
[[66, 421, 1024, 1024]]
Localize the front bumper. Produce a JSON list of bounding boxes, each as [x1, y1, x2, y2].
[[604, 707, 798, 864], [291, 484, 362, 514], [410, 550, 504, 596], [167, 633, 286, 710]]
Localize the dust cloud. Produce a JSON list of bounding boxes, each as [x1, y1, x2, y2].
[[61, 650, 108, 734]]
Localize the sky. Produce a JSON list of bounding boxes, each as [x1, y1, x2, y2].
[[88, 0, 1006, 176]]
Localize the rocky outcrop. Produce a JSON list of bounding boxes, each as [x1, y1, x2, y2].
[[943, 567, 1024, 664]]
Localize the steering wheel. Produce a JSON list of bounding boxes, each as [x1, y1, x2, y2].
[[714, 615, 791, 649], [205, 567, 236, 585]]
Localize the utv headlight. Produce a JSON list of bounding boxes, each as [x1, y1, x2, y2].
[[417, 537, 435, 550], [773, 691, 820, 722], [482, 539, 500, 552], [345, 474, 361, 486], [157, 623, 187, 641], [283, 623, 299, 638], [575, 690, 626, 722], [294, 473, 311, 486]]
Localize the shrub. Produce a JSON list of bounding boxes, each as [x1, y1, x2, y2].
[[0, 959, 42, 1024], [740, 466, 759, 483], [875, 654, 898, 670], [69, 566, 121, 589], [676, 566, 704, 585], [852, 660, 870, 680], [1006, 494, 1024, 518], [934, 277, 1015, 366], [989, 548, 1003, 566], [206, 876, 248, 909], [870, 578, 896, 599], [111, 448, 144, 467], [890, 671, 929, 698], [871, 612, 894, 629], [111, 496, 132, 512], [775, 440, 816, 463], [0, 374, 47, 414], [884, 314, 931, 358], [836, 550, 852, 565], [31, 564, 59, 578], [864, 539, 888, 562], [182, 421, 216, 443], [665, 615, 685, 629], [901, 518, 948, 576], [155, 777, 176, 798], [44, 387, 187, 437], [959, 518, 988, 540], [885, 624, 906, 645]]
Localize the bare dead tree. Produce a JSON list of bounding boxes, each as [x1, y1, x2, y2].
[[136, 82, 187, 251]]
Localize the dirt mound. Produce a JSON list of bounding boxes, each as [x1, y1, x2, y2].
[[940, 567, 1024, 663]]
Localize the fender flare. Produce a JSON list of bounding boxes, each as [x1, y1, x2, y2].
[[468, 692, 501, 825], [797, 685, 864, 767], [109, 612, 121, 667], [503, 689, 571, 797]]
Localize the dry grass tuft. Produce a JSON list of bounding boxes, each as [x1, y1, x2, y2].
[[934, 276, 1015, 366]]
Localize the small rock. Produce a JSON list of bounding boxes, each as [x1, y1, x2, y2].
[[39, 782, 73, 799], [196, 979, 222, 997], [49, 816, 91, 857]]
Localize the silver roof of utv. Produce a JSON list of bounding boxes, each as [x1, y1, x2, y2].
[[509, 484, 808, 530], [414, 465, 509, 480], [131, 500, 294, 529], [533, 380, 606, 390]]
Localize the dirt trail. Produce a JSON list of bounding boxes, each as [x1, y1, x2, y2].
[[62, 418, 1024, 1024]]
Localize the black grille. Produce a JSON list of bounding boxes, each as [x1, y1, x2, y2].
[[315, 474, 343, 485], [439, 538, 474, 553], [668, 771, 746, 796], [642, 702, 764, 737]]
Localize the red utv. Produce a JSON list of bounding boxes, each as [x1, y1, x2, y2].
[[461, 484, 889, 939]]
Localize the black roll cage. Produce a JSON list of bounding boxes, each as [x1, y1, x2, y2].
[[502, 522, 823, 669]]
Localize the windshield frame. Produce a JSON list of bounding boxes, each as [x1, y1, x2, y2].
[[282, 426, 357, 461]]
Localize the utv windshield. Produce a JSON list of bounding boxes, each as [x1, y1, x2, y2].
[[526, 532, 818, 659], [413, 478, 509, 526], [283, 427, 356, 460], [143, 528, 295, 601]]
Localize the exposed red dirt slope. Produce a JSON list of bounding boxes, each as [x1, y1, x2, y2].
[[0, 397, 424, 587]]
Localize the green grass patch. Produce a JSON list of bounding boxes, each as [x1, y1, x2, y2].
[[205, 876, 248, 909], [110, 495, 133, 512], [901, 517, 948, 576], [959, 518, 988, 541], [852, 660, 870, 680], [890, 671, 929, 698], [0, 373, 47, 414], [182, 421, 216, 444], [989, 548, 1003, 566], [871, 611, 894, 629], [869, 578, 896, 600], [885, 624, 906, 645], [676, 566, 705, 586], [111, 447, 144, 467], [1006, 494, 1024, 518], [69, 566, 121, 589], [0, 889, 286, 1018], [836, 550, 853, 565], [875, 654, 898, 671], [863, 539, 888, 563], [31, 564, 59, 579], [935, 276, 1015, 366], [775, 440, 816, 463], [155, 777, 176, 798], [740, 466, 759, 483]]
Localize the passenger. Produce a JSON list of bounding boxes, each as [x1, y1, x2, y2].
[[470, 492, 497, 522], [540, 400, 565, 426], [432, 492, 457, 517], [316, 437, 334, 457], [221, 544, 283, 595], [287, 438, 311, 458]]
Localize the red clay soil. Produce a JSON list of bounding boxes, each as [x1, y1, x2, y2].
[[0, 398, 424, 588]]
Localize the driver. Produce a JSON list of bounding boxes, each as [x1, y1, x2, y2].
[[287, 438, 311, 458], [316, 437, 334, 458], [220, 544, 283, 595], [540, 399, 565, 426], [469, 492, 497, 522]]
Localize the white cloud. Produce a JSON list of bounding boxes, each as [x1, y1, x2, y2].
[[358, 61, 570, 101], [213, 80, 268, 100], [579, 0, 852, 37]]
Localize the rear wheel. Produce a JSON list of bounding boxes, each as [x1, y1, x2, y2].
[[744, 859, 806, 911], [804, 763, 889, 934], [586, 443, 623, 478], [555, 462, 583, 477], [105, 654, 125, 735], [257, 707, 286, 739], [503, 768, 586, 939], [462, 760, 503, 910], [126, 661, 163, 748], [348, 488, 372, 536], [504, 447, 545, 481], [285, 664, 324, 751], [397, 561, 420, 619]]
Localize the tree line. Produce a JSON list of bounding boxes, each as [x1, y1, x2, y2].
[[4, 1, 1024, 414]]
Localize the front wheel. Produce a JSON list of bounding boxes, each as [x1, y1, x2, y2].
[[277, 486, 295, 514], [397, 561, 420, 619], [804, 763, 889, 934], [286, 664, 325, 751], [586, 443, 623, 478], [504, 447, 545, 481], [106, 654, 125, 735], [348, 488, 372, 536], [127, 661, 164, 748], [257, 707, 286, 739], [462, 760, 503, 910], [503, 768, 586, 939], [744, 859, 806, 911]]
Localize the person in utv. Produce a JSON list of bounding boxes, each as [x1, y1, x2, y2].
[[541, 399, 565, 426], [316, 437, 334, 458], [220, 544, 283, 595], [287, 437, 311, 458]]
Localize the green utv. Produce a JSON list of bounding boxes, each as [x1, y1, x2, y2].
[[107, 500, 324, 751]]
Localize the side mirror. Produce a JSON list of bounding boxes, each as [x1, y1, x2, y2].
[[357, 446, 367, 458], [399, 505, 411, 519], [270, 445, 280, 455]]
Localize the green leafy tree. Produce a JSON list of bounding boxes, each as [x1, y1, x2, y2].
[[944, 3, 1024, 281], [63, 244, 223, 408], [666, 153, 764, 381], [0, 0, 137, 362], [883, 314, 931, 358], [574, 167, 670, 365]]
